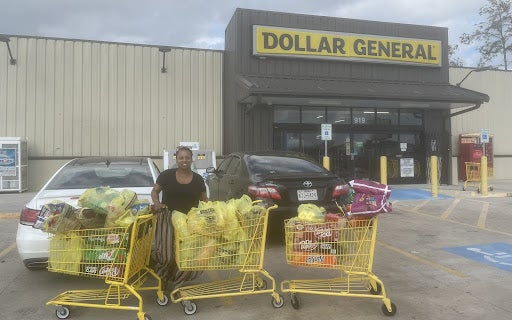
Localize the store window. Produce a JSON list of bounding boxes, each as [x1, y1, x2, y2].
[[400, 110, 423, 126], [352, 109, 375, 125], [376, 110, 398, 125], [302, 107, 325, 124], [327, 108, 351, 124], [274, 107, 300, 123]]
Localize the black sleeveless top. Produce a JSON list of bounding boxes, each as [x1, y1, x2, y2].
[[156, 169, 206, 213]]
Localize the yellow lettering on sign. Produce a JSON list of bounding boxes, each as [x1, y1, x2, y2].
[[253, 26, 442, 67]]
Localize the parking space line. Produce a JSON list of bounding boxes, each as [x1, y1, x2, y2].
[[378, 241, 467, 278], [440, 199, 460, 220], [0, 213, 20, 219], [413, 199, 430, 211], [397, 204, 512, 237], [0, 242, 16, 259], [477, 202, 489, 228]]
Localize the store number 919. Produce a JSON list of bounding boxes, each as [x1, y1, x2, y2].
[[353, 117, 366, 124]]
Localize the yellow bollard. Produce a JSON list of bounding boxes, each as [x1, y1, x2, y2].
[[323, 156, 330, 171], [481, 156, 488, 195], [431, 156, 438, 197], [380, 156, 387, 185]]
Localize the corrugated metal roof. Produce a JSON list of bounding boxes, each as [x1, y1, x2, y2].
[[238, 75, 490, 105]]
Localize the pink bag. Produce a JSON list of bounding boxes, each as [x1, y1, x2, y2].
[[350, 179, 392, 196], [350, 193, 392, 215], [348, 180, 392, 217]]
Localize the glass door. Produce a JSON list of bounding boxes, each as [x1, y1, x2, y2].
[[273, 128, 324, 163]]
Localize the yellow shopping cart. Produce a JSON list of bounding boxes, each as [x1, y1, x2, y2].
[[463, 162, 494, 192], [46, 213, 167, 320], [170, 204, 283, 315], [280, 213, 396, 316]]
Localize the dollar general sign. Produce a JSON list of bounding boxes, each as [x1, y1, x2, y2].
[[253, 25, 442, 67]]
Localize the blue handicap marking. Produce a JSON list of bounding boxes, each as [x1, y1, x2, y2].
[[444, 242, 512, 272]]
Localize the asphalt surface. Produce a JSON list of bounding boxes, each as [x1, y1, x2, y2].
[[1, 181, 512, 320]]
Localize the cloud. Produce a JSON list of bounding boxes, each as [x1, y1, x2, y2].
[[1, 0, 490, 65]]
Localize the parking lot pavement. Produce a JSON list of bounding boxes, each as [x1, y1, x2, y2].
[[1, 182, 512, 320], [0, 191, 36, 215]]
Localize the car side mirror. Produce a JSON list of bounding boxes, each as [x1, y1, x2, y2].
[[206, 167, 216, 174]]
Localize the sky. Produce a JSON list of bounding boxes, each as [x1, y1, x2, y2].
[[0, 0, 492, 67]]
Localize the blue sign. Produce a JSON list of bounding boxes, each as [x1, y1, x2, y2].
[[444, 242, 512, 272], [0, 148, 15, 166], [481, 129, 490, 143], [0, 148, 16, 177]]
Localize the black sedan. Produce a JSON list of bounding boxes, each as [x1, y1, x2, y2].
[[205, 151, 349, 215]]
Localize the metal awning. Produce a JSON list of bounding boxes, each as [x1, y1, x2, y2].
[[237, 74, 490, 110]]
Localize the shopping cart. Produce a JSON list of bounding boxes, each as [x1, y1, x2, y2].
[[463, 162, 494, 192], [170, 203, 283, 315], [46, 213, 168, 320], [280, 212, 397, 316]]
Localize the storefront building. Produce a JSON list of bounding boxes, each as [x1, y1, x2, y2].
[[3, 8, 507, 191], [224, 9, 489, 184]]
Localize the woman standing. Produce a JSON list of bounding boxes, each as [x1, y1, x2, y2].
[[151, 146, 208, 291]]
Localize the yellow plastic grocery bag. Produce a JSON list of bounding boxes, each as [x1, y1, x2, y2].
[[48, 231, 83, 275]]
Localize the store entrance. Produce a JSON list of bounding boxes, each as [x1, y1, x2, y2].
[[274, 128, 426, 184]]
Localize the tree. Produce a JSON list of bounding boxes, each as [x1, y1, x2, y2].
[[448, 44, 465, 67], [460, 0, 512, 70]]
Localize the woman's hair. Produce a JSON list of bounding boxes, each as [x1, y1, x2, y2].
[[175, 146, 193, 157]]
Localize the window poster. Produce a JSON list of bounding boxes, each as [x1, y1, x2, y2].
[[400, 158, 414, 177], [0, 148, 16, 176]]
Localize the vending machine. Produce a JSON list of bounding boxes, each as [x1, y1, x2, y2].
[[0, 137, 28, 192], [163, 144, 217, 181]]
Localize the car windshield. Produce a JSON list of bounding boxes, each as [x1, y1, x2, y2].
[[246, 155, 326, 175], [46, 164, 154, 190]]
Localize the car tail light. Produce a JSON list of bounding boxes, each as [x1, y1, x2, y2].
[[20, 206, 39, 226], [248, 186, 282, 200], [332, 184, 350, 198]]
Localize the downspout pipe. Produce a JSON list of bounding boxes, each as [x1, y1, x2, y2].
[[447, 103, 482, 118], [442, 103, 482, 185]]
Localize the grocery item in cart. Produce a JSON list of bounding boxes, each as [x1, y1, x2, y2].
[[170, 203, 284, 314], [40, 202, 82, 234], [174, 200, 261, 269], [34, 201, 76, 230], [78, 187, 137, 217], [348, 180, 392, 217], [105, 199, 151, 228], [48, 231, 83, 273], [297, 203, 326, 222], [76, 208, 106, 229], [281, 215, 397, 315]]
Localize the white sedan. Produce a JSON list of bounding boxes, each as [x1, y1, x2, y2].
[[16, 156, 160, 270]]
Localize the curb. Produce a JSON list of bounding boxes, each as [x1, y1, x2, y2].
[[479, 192, 512, 198]]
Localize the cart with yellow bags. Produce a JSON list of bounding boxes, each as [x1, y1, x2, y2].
[[46, 213, 167, 320], [170, 202, 283, 315], [280, 204, 396, 316]]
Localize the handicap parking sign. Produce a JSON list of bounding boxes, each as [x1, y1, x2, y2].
[[481, 129, 490, 143]]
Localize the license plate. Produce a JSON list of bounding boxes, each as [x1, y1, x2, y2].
[[297, 189, 318, 201]]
